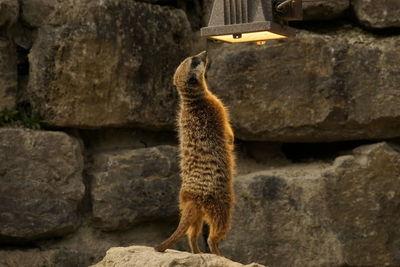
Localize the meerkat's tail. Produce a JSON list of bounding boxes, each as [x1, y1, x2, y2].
[[155, 201, 200, 252]]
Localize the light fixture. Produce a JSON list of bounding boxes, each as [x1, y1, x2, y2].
[[201, 0, 303, 44]]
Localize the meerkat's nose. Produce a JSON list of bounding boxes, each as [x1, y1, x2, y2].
[[197, 51, 208, 62]]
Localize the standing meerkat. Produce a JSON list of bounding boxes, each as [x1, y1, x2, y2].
[[155, 51, 235, 256]]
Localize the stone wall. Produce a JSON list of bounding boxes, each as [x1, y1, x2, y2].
[[1, 0, 400, 266]]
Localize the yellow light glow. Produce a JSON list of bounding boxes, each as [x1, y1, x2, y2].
[[209, 31, 287, 43]]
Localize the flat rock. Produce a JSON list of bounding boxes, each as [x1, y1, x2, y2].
[[27, 0, 192, 129], [303, 0, 349, 20], [90, 245, 265, 267], [0, 38, 17, 111], [208, 28, 400, 142], [221, 142, 400, 266], [0, 128, 85, 243], [89, 146, 180, 231], [352, 0, 400, 28]]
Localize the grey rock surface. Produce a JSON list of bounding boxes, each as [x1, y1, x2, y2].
[[352, 0, 400, 28], [0, 128, 85, 242], [0, 38, 17, 111], [20, 0, 56, 27], [324, 142, 400, 266], [0, 248, 88, 267], [303, 0, 349, 20], [222, 163, 342, 267], [0, 0, 19, 26], [27, 0, 192, 129], [208, 28, 400, 142], [90, 245, 265, 267], [221, 142, 400, 267], [89, 145, 180, 231]]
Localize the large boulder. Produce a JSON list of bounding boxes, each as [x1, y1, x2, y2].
[[324, 142, 400, 266], [207, 28, 400, 142], [352, 0, 400, 29], [0, 129, 85, 243], [27, 0, 192, 129], [0, 38, 17, 111], [221, 142, 400, 267], [90, 245, 265, 267], [89, 145, 180, 231], [222, 163, 342, 267], [303, 0, 349, 20]]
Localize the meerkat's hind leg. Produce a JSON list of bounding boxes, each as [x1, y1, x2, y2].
[[187, 216, 204, 254], [155, 201, 200, 253], [207, 224, 226, 256], [205, 204, 231, 256]]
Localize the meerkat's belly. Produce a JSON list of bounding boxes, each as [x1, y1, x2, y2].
[[179, 141, 230, 197]]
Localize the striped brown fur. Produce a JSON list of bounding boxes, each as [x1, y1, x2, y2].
[[155, 51, 235, 256]]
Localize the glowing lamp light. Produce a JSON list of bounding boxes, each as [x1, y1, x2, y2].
[[201, 0, 304, 44]]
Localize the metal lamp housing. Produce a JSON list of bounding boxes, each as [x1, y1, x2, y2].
[[201, 0, 303, 43]]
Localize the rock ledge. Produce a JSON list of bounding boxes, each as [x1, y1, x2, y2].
[[91, 245, 265, 267]]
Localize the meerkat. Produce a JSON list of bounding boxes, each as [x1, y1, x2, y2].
[[155, 51, 235, 256]]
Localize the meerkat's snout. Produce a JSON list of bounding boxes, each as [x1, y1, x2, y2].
[[196, 51, 207, 63]]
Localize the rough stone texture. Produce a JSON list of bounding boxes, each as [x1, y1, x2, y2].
[[91, 246, 265, 267], [221, 142, 400, 267], [303, 0, 349, 20], [89, 145, 180, 231], [0, 249, 88, 267], [0, 128, 85, 243], [222, 164, 342, 267], [0, 38, 17, 111], [20, 0, 55, 27], [0, 0, 19, 26], [208, 28, 400, 142], [352, 0, 400, 29], [27, 0, 192, 129], [324, 142, 400, 266]]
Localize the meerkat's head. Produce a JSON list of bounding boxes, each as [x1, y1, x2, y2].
[[173, 51, 208, 97]]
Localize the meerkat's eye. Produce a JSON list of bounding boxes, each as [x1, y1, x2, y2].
[[191, 57, 200, 68], [188, 76, 197, 85]]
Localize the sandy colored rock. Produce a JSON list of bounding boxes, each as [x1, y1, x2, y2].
[[221, 142, 400, 266], [208, 28, 400, 142], [0, 128, 85, 243], [27, 0, 192, 129], [352, 0, 400, 28], [89, 146, 180, 231], [303, 0, 349, 20], [0, 38, 17, 111], [91, 245, 265, 267]]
